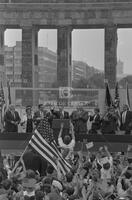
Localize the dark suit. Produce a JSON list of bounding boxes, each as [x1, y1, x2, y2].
[[120, 110, 132, 134], [101, 113, 117, 134], [89, 114, 101, 134], [52, 110, 69, 119], [70, 110, 88, 136], [4, 110, 21, 132], [23, 150, 47, 176], [33, 110, 47, 127]]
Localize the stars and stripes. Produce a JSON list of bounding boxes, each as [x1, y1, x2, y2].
[[126, 82, 131, 110], [7, 80, 11, 107], [104, 81, 113, 108], [0, 82, 5, 112], [114, 82, 121, 129], [114, 82, 120, 109], [28, 116, 72, 175], [0, 82, 6, 127]]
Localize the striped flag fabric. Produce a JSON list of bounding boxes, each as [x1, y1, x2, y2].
[[0, 82, 5, 112], [28, 117, 72, 175], [114, 82, 121, 128], [7, 80, 11, 106], [0, 82, 6, 127], [105, 81, 113, 108], [114, 82, 120, 109], [126, 82, 130, 110]]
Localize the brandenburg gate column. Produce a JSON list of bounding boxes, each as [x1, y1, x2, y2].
[[21, 26, 38, 106], [0, 26, 6, 85], [57, 26, 72, 87], [105, 24, 117, 89], [32, 27, 39, 106]]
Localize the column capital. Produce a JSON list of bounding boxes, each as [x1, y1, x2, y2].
[[58, 25, 73, 32], [32, 26, 40, 33], [0, 25, 6, 32], [20, 24, 33, 30], [105, 23, 117, 29]]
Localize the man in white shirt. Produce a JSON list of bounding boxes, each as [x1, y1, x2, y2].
[[58, 122, 75, 161], [97, 146, 113, 180]]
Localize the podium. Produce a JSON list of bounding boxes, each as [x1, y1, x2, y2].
[[52, 119, 70, 141], [52, 119, 70, 129]]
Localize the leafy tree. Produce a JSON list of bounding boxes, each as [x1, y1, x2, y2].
[[72, 73, 105, 89], [119, 75, 132, 88]]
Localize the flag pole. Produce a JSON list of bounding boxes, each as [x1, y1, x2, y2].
[[126, 81, 130, 110], [11, 144, 29, 173]]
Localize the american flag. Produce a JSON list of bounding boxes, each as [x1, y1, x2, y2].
[[104, 81, 113, 108], [126, 82, 130, 110], [114, 82, 120, 108], [7, 80, 11, 107], [0, 82, 6, 126], [28, 116, 72, 175], [0, 82, 5, 112], [114, 82, 121, 128]]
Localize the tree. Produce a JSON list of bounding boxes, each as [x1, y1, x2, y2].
[[72, 73, 104, 89], [119, 75, 132, 88]]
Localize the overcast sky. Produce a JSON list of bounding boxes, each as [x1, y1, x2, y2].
[[5, 28, 132, 74]]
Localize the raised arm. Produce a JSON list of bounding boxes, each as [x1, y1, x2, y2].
[[70, 121, 75, 140], [58, 122, 64, 138]]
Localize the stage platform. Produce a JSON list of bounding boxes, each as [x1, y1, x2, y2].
[[0, 132, 132, 154]]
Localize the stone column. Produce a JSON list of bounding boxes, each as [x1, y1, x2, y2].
[[105, 24, 117, 89], [57, 26, 72, 87], [22, 26, 38, 106], [0, 26, 5, 85], [32, 27, 39, 106]]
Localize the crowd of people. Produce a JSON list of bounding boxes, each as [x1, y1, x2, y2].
[[0, 103, 132, 199], [0, 133, 132, 199], [2, 103, 132, 136]]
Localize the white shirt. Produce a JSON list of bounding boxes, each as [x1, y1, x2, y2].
[[98, 156, 113, 180], [58, 137, 75, 159], [122, 111, 127, 124]]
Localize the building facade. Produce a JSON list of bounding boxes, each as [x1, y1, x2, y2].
[[117, 59, 124, 76], [4, 41, 57, 105]]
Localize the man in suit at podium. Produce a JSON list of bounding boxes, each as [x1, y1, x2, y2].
[[89, 107, 101, 134], [70, 105, 88, 137], [52, 105, 69, 119], [120, 104, 132, 135], [51, 105, 70, 140], [33, 104, 47, 128]]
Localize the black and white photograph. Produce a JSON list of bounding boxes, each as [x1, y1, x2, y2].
[[0, 0, 132, 199]]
